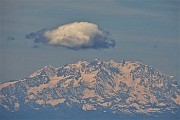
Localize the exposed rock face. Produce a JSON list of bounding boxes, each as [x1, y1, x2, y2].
[[0, 60, 179, 115]]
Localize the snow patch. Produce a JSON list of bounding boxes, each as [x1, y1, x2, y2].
[[47, 98, 66, 106], [82, 104, 96, 111]]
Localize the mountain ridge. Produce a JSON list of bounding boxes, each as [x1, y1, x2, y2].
[[0, 59, 179, 118]]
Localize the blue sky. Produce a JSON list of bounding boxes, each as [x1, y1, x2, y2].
[[0, 0, 179, 83]]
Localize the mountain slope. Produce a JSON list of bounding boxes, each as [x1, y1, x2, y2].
[[0, 60, 179, 116]]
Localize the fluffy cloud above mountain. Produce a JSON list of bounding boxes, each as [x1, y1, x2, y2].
[[26, 22, 116, 50]]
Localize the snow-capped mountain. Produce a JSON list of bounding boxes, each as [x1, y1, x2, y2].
[[0, 60, 179, 119]]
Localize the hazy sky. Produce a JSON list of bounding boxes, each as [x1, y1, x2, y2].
[[0, 0, 179, 83]]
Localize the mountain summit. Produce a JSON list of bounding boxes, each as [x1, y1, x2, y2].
[[0, 60, 179, 119]]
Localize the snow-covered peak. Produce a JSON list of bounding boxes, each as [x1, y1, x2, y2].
[[43, 65, 55, 69], [0, 59, 179, 116]]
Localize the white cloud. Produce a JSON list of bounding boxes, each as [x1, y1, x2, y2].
[[26, 22, 115, 49]]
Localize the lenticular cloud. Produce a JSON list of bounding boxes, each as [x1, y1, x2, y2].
[[26, 22, 116, 49]]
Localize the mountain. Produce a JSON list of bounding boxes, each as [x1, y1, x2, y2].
[[0, 59, 180, 119]]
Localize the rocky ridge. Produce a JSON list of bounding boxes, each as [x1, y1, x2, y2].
[[0, 59, 179, 115]]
